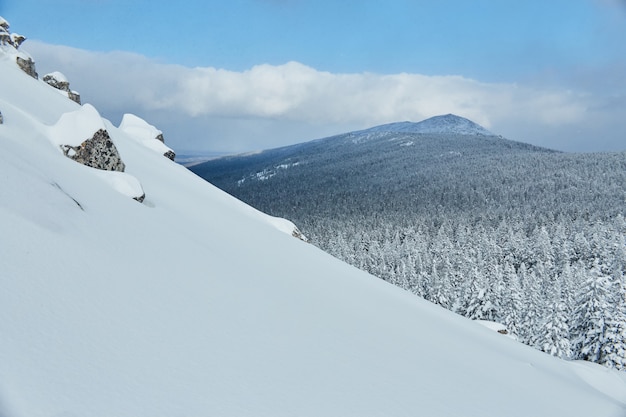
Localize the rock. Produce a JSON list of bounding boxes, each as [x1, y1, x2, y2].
[[0, 16, 9, 31], [10, 33, 25, 49], [68, 91, 81, 104], [43, 72, 70, 91], [61, 129, 126, 172], [43, 72, 81, 104], [0, 110, 3, 124], [0, 27, 10, 46], [163, 150, 176, 161], [16, 56, 38, 79]]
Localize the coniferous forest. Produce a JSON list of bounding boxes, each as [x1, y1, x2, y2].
[[192, 127, 626, 370]]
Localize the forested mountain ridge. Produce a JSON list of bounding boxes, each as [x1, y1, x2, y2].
[[191, 115, 626, 370]]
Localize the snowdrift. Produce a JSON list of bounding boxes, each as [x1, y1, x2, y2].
[[1, 40, 625, 417]]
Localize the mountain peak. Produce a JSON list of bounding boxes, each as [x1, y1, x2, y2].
[[359, 114, 494, 136]]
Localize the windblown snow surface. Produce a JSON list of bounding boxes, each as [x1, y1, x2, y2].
[[1, 46, 626, 417]]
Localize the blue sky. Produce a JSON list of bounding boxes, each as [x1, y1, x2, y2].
[[3, 0, 626, 152]]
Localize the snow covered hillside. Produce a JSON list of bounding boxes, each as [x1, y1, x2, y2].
[[1, 21, 626, 417]]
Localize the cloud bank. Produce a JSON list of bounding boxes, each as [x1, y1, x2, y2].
[[26, 41, 626, 153]]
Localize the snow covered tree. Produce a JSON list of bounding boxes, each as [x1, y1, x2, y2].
[[571, 261, 626, 368], [500, 262, 524, 337], [537, 300, 572, 359]]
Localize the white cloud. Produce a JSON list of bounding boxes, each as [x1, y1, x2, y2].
[[24, 41, 626, 153]]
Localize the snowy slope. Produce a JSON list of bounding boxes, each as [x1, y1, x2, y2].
[[1, 44, 626, 417], [360, 113, 495, 136]]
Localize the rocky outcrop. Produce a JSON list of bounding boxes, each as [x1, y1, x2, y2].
[[61, 129, 125, 172], [0, 110, 3, 124], [43, 72, 81, 104], [0, 17, 24, 49], [0, 17, 37, 79], [43, 73, 70, 91], [16, 56, 37, 79]]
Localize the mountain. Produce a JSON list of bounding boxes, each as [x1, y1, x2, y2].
[[2, 18, 626, 417], [191, 114, 626, 368], [190, 115, 553, 219], [357, 113, 494, 136]]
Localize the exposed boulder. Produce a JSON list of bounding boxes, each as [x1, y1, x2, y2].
[[43, 72, 81, 104], [61, 129, 126, 172], [16, 55, 37, 79]]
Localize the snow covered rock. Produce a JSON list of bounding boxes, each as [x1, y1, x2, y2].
[[50, 105, 125, 171], [0, 16, 9, 31], [67, 90, 81, 104], [0, 17, 24, 50], [10, 32, 25, 49], [43, 71, 69, 90], [0, 16, 34, 77], [43, 71, 81, 104], [61, 128, 126, 171], [118, 113, 176, 161], [15, 54, 37, 78], [46, 104, 145, 201], [0, 27, 10, 46]]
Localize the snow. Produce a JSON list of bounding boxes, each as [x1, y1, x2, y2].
[[118, 113, 174, 156], [47, 103, 106, 148], [1, 43, 626, 417], [91, 168, 145, 200]]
